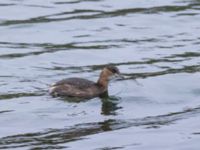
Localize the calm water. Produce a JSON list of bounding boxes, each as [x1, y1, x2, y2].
[[0, 0, 200, 149]]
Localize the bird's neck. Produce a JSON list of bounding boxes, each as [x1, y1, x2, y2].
[[97, 71, 109, 89]]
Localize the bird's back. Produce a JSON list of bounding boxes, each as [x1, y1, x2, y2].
[[49, 78, 105, 98], [52, 78, 96, 89]]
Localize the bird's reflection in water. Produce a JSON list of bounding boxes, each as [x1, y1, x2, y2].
[[99, 91, 122, 115], [59, 91, 122, 115]]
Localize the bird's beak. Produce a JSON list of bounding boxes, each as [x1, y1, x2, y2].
[[115, 73, 125, 79]]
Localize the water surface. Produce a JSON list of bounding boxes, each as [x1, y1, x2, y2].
[[0, 0, 200, 149]]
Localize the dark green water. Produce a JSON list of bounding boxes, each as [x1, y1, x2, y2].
[[0, 0, 200, 149]]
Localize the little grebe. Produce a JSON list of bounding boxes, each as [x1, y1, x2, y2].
[[49, 66, 120, 98]]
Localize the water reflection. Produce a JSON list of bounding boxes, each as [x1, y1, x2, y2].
[[1, 3, 200, 26], [100, 91, 122, 115], [0, 110, 14, 114], [58, 91, 121, 116], [0, 41, 115, 59], [1, 105, 200, 149], [0, 92, 44, 100], [1, 0, 200, 149]]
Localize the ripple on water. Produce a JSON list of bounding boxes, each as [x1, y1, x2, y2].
[[0, 0, 200, 149]]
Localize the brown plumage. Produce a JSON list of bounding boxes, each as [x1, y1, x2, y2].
[[49, 66, 120, 99]]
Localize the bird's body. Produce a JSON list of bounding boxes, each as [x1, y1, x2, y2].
[[49, 78, 105, 98], [49, 66, 120, 99]]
